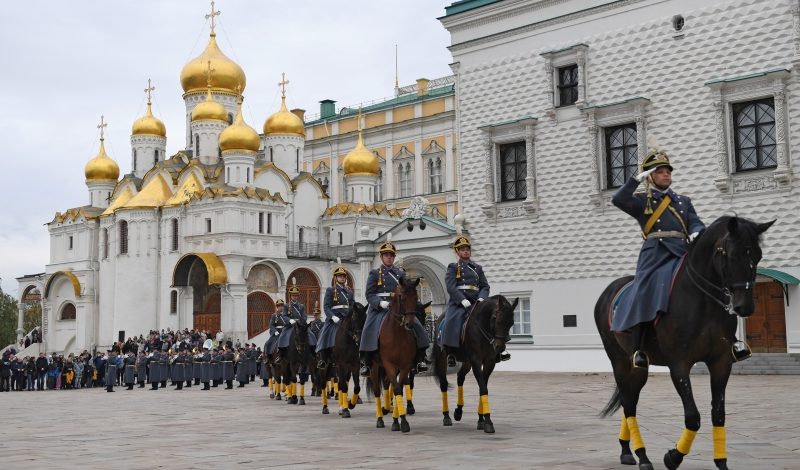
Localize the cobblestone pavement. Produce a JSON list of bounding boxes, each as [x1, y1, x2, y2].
[[2, 372, 798, 469]]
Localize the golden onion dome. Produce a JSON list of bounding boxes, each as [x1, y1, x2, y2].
[[220, 98, 260, 152], [85, 139, 120, 182], [342, 132, 379, 176], [180, 33, 246, 94], [263, 96, 305, 137], [131, 102, 166, 137], [191, 89, 228, 122]]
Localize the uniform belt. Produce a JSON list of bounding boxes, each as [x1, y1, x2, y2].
[[645, 230, 686, 240], [332, 305, 348, 310], [377, 293, 393, 298], [457, 285, 479, 291], [222, 361, 232, 363]]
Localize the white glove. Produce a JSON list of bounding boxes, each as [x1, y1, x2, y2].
[[289, 319, 296, 325], [332, 316, 340, 324], [688, 231, 700, 243], [635, 167, 656, 182], [379, 300, 390, 309], [477, 298, 484, 302], [306, 319, 313, 324], [461, 299, 471, 309], [274, 332, 280, 336]]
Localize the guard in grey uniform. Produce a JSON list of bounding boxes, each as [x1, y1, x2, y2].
[[136, 351, 148, 388], [105, 350, 117, 392], [123, 352, 136, 390]]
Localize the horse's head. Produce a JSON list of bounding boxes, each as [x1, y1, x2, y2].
[[393, 277, 421, 330], [694, 216, 775, 317], [415, 301, 432, 324], [350, 302, 368, 332], [491, 296, 518, 354]]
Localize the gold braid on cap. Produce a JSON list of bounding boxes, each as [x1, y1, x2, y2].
[[644, 179, 654, 215]]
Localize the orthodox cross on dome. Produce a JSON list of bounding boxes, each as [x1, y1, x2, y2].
[[205, 60, 216, 89], [278, 73, 289, 98], [206, 0, 221, 34], [357, 105, 364, 132], [97, 115, 108, 141], [144, 79, 155, 105]]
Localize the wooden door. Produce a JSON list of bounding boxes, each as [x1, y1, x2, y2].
[[247, 292, 275, 338], [745, 282, 787, 352], [288, 268, 321, 313], [194, 291, 221, 336]]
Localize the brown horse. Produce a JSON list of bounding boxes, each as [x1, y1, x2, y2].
[[367, 276, 421, 432], [320, 301, 367, 417], [432, 295, 517, 433]]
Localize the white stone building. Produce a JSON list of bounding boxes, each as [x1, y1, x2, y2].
[[441, 0, 800, 371]]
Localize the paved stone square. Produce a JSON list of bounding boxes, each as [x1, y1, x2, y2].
[[2, 372, 798, 469]]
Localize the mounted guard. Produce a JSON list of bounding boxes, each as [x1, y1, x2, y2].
[[316, 259, 354, 369]]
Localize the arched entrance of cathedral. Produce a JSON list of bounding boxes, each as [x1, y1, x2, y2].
[[396, 255, 447, 318], [247, 292, 275, 338], [287, 268, 321, 312], [172, 253, 228, 336]]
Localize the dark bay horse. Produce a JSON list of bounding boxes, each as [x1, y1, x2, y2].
[[595, 216, 774, 470], [367, 276, 421, 432], [432, 295, 517, 433], [323, 301, 367, 417], [283, 319, 312, 405]]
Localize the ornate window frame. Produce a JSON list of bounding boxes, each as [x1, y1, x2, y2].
[[478, 116, 539, 221], [706, 68, 792, 194], [394, 146, 415, 198], [582, 97, 649, 209], [541, 44, 589, 119], [422, 141, 445, 194]]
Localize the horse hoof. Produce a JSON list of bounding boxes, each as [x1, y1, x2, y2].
[[401, 419, 410, 433], [391, 420, 400, 432], [443, 415, 453, 426], [357, 397, 363, 404], [714, 458, 729, 470], [298, 398, 305, 405], [274, 394, 281, 400], [477, 420, 485, 430], [376, 418, 384, 428], [483, 421, 495, 434], [638, 463, 654, 470], [348, 401, 357, 410], [322, 406, 329, 415], [663, 449, 683, 470], [406, 401, 416, 415], [269, 393, 275, 399], [341, 408, 351, 418], [454, 407, 463, 421], [620, 453, 637, 465]]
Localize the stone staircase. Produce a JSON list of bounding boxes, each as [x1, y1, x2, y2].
[[692, 353, 800, 375]]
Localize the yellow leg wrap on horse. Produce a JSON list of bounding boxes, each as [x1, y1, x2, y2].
[[350, 392, 359, 406], [441, 392, 449, 413], [292, 383, 297, 397], [477, 398, 483, 415], [619, 415, 631, 441], [375, 399, 383, 418], [383, 388, 392, 410], [268, 378, 272, 388], [405, 384, 413, 401], [339, 391, 345, 410], [457, 385, 464, 407], [626, 416, 645, 451], [713, 426, 726, 460], [334, 381, 339, 393], [322, 390, 328, 406], [395, 395, 405, 416], [281, 383, 286, 393], [392, 399, 400, 418], [299, 384, 305, 397], [480, 395, 491, 415], [676, 428, 697, 455]]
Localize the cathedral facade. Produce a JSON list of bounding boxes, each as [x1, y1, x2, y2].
[[15, 12, 460, 355]]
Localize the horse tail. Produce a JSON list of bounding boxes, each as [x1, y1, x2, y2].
[[600, 385, 622, 418]]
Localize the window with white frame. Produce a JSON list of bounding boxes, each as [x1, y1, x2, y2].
[[398, 162, 413, 198], [511, 297, 531, 336], [605, 123, 638, 189], [375, 168, 384, 201], [541, 44, 588, 112], [422, 141, 445, 194], [706, 68, 791, 192], [499, 142, 527, 201]]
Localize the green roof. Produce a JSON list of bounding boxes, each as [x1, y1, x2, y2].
[[444, 0, 502, 17], [757, 268, 800, 285], [305, 85, 454, 126]]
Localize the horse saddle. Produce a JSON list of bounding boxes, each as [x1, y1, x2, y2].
[[609, 256, 686, 332]]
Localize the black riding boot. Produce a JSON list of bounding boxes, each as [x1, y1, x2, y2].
[[359, 352, 372, 377], [631, 323, 649, 369], [415, 348, 428, 373]]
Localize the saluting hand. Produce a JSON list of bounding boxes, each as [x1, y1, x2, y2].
[[636, 167, 656, 182]]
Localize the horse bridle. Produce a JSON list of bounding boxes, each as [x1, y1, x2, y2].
[[475, 301, 505, 347], [346, 307, 363, 346], [391, 292, 418, 329], [685, 234, 756, 315]]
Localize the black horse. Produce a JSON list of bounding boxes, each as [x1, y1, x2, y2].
[[432, 294, 517, 434], [323, 301, 367, 417], [283, 319, 312, 405], [595, 216, 774, 470]]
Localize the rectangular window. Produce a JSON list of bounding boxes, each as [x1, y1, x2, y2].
[[499, 142, 527, 201], [205, 218, 212, 233], [267, 213, 272, 234], [557, 64, 579, 107], [171, 219, 179, 251], [512, 297, 531, 336], [338, 232, 343, 245], [68, 236, 73, 250], [170, 291, 178, 314], [733, 97, 777, 172], [605, 123, 638, 189], [120, 221, 128, 255], [258, 212, 264, 234], [102, 228, 109, 259]]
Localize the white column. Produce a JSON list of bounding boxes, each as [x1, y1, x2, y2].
[[772, 78, 791, 183], [576, 49, 587, 106], [710, 89, 730, 192], [445, 133, 455, 191], [385, 145, 394, 198], [16, 304, 25, 342], [414, 140, 423, 195]]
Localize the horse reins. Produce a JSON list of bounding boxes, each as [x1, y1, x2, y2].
[[684, 234, 756, 315]]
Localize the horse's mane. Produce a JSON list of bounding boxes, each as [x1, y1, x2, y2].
[[690, 215, 763, 252]]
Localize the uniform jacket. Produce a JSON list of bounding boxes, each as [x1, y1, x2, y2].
[[440, 259, 491, 348]]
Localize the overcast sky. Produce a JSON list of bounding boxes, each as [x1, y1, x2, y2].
[[0, 1, 454, 296]]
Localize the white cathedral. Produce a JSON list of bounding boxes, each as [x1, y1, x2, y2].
[[15, 13, 461, 355]]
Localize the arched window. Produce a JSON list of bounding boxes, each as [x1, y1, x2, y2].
[[170, 290, 178, 314], [154, 149, 159, 165], [376, 169, 383, 201], [132, 149, 137, 171], [171, 219, 179, 251], [119, 220, 128, 255], [102, 228, 109, 259], [61, 303, 76, 320], [228, 113, 234, 125], [398, 163, 413, 197], [246, 167, 250, 183], [298, 227, 305, 250], [428, 157, 442, 193], [269, 147, 274, 162], [226, 167, 230, 184], [194, 134, 200, 156]]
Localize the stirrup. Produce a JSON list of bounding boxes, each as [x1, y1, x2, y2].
[[499, 352, 511, 362], [632, 350, 649, 369], [359, 365, 370, 377], [415, 362, 428, 373], [731, 341, 752, 362], [317, 360, 327, 369], [447, 355, 457, 367]]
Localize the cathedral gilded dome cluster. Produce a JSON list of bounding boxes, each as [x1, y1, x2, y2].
[[263, 96, 306, 137], [180, 32, 246, 95], [219, 98, 260, 152], [342, 131, 380, 176], [84, 138, 120, 182]]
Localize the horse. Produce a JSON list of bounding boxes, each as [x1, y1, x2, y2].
[[283, 319, 312, 405], [432, 294, 517, 434], [320, 301, 368, 417], [595, 216, 774, 470], [366, 276, 421, 432]]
